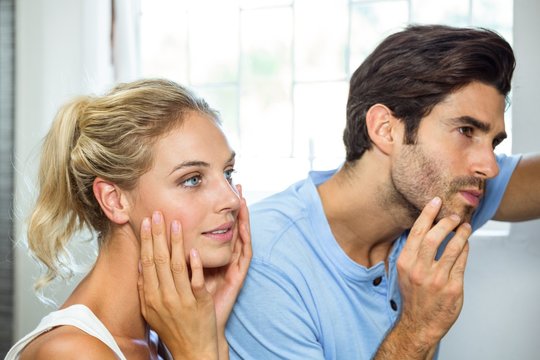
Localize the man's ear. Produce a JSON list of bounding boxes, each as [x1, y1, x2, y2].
[[365, 104, 400, 155], [93, 177, 130, 225]]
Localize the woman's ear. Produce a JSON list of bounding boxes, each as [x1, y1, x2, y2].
[[365, 104, 400, 155], [93, 177, 130, 225]]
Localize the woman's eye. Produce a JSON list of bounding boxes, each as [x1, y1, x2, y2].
[[182, 175, 202, 187], [458, 127, 474, 137], [224, 168, 235, 183]]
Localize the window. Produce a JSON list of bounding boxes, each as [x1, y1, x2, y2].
[[139, 0, 513, 220]]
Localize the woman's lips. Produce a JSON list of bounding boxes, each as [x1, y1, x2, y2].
[[202, 222, 234, 242]]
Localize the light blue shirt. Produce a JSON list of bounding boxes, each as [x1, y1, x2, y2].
[[227, 154, 521, 359]]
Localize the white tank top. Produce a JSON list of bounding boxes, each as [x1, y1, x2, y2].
[[4, 304, 127, 360]]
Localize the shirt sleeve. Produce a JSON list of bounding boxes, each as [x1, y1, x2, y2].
[[471, 153, 522, 230], [226, 258, 324, 360]]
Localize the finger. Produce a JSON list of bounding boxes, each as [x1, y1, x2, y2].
[[189, 248, 211, 301], [230, 184, 243, 253], [437, 222, 472, 275], [137, 272, 148, 319], [235, 183, 243, 198], [237, 198, 252, 272], [169, 220, 193, 297], [416, 214, 462, 264], [151, 211, 176, 291], [402, 197, 442, 255], [230, 195, 248, 263], [140, 217, 159, 291], [449, 226, 471, 283]]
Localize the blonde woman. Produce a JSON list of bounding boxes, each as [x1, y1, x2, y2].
[[6, 79, 252, 359]]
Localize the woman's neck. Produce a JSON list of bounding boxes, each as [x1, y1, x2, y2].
[[63, 225, 148, 343]]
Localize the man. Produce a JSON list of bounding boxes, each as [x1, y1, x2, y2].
[[226, 25, 540, 359]]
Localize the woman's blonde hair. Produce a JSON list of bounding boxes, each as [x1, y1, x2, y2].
[[28, 78, 219, 292]]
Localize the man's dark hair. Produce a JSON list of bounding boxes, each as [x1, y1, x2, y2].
[[343, 24, 515, 162]]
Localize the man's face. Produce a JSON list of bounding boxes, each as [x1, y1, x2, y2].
[[390, 82, 507, 223]]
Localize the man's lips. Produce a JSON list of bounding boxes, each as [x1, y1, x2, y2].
[[459, 189, 483, 207]]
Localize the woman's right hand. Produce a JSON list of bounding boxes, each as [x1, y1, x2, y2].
[[137, 211, 218, 360]]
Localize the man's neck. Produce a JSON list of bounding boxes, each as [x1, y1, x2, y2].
[[317, 154, 413, 267]]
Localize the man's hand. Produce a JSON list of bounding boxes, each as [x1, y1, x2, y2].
[[375, 197, 472, 359]]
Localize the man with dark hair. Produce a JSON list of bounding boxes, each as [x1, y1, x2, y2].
[[227, 25, 540, 359]]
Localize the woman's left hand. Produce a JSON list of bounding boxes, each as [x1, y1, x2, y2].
[[204, 184, 252, 332], [137, 184, 252, 359]]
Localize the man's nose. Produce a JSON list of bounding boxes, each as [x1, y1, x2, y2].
[[472, 145, 500, 179]]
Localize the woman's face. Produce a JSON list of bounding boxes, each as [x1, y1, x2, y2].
[[128, 112, 241, 268]]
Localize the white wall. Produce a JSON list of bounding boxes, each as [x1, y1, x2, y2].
[[13, 0, 540, 358], [13, 0, 113, 338], [439, 0, 540, 358]]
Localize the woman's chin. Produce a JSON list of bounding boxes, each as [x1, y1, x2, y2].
[[201, 251, 233, 269]]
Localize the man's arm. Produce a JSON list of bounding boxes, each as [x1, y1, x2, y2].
[[494, 153, 540, 221]]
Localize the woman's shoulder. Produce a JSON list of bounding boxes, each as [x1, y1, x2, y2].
[[19, 325, 119, 360]]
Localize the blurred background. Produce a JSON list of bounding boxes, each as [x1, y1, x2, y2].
[[1, 0, 539, 358]]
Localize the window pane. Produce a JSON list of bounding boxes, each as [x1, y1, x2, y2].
[[140, 0, 188, 82], [411, 0, 470, 26], [293, 81, 348, 163], [294, 0, 348, 81], [472, 0, 513, 41], [235, 157, 310, 203], [240, 7, 293, 157], [188, 7, 239, 84], [239, 0, 292, 9], [193, 85, 240, 145], [349, 1, 409, 72]]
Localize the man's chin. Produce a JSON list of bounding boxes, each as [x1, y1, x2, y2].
[[437, 205, 475, 225]]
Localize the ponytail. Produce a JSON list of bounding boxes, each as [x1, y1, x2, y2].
[[27, 96, 92, 292]]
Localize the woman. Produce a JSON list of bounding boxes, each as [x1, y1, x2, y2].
[[6, 79, 252, 359]]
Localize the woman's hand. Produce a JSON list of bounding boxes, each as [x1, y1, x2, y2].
[[138, 211, 218, 360], [203, 185, 252, 355], [137, 184, 252, 360]]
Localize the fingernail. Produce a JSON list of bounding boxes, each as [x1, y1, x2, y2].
[[430, 197, 441, 206], [171, 220, 179, 234], [152, 211, 161, 224], [190, 248, 199, 258], [142, 217, 150, 230], [138, 261, 142, 274], [450, 214, 461, 222]]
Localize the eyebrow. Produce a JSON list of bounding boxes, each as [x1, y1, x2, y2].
[[451, 116, 507, 143], [168, 151, 236, 176]]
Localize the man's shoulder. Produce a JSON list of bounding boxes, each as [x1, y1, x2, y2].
[[250, 180, 311, 231], [248, 182, 321, 265]]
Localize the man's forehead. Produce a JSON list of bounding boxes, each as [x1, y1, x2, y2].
[[429, 83, 506, 129]]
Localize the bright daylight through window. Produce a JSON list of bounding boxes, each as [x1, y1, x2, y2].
[[139, 0, 513, 234]]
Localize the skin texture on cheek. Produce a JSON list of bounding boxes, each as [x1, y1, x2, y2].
[[389, 143, 480, 224]]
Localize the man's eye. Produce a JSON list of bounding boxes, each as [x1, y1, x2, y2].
[[182, 175, 202, 187], [458, 127, 474, 137]]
